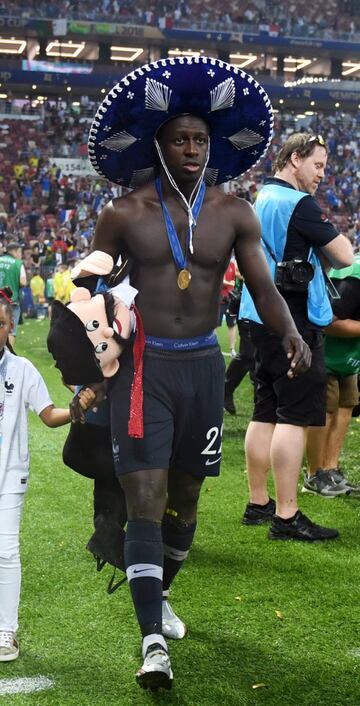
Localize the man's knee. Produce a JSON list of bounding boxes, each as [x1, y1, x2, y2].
[[120, 469, 168, 521], [167, 472, 204, 521]]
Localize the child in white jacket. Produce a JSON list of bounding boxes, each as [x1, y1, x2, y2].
[[0, 287, 94, 661]]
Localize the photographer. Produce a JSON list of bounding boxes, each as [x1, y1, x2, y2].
[[239, 133, 354, 541]]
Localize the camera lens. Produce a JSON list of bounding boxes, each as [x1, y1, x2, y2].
[[291, 261, 314, 285]]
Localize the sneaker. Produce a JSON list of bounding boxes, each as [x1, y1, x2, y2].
[[136, 643, 173, 691], [242, 498, 276, 525], [302, 469, 350, 498], [162, 600, 187, 640], [0, 631, 19, 662], [224, 393, 236, 415], [230, 348, 237, 359], [268, 510, 339, 541], [328, 467, 360, 497]]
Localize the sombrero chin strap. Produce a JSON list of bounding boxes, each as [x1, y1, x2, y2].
[[154, 139, 209, 255]]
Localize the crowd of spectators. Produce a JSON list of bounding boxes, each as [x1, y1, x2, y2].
[[1, 0, 359, 38], [0, 98, 359, 318]]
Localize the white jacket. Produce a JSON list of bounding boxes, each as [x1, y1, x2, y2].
[[0, 349, 53, 495]]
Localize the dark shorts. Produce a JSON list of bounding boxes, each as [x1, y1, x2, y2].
[[326, 373, 359, 413], [110, 345, 225, 477], [219, 301, 237, 328], [249, 324, 327, 427]]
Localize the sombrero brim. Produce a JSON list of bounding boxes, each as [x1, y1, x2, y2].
[[88, 56, 273, 187]]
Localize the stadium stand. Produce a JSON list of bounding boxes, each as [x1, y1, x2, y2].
[[0, 102, 358, 282], [1, 0, 359, 37]]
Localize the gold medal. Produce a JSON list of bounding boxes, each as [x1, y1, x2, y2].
[[177, 269, 191, 290]]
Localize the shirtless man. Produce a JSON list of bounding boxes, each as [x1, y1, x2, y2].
[[86, 58, 311, 690]]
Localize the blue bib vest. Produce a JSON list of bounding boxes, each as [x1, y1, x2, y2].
[[239, 183, 333, 328]]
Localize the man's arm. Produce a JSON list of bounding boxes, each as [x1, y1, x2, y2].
[[320, 234, 354, 269], [293, 197, 354, 269], [19, 264, 27, 287], [233, 200, 311, 376], [325, 316, 360, 338], [91, 199, 126, 261]]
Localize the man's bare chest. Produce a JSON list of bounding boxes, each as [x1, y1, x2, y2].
[[124, 208, 235, 268]]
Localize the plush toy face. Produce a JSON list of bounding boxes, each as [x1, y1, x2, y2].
[[68, 288, 133, 377]]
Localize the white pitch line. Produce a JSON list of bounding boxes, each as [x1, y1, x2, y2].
[[0, 676, 54, 696]]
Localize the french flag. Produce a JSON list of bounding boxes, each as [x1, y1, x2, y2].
[[59, 208, 76, 224]]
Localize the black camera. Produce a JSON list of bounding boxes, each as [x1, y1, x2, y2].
[[275, 259, 314, 293]]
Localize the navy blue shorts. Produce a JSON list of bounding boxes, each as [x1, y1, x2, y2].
[[110, 345, 225, 477]]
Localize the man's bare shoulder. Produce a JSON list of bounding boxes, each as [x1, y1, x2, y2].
[[207, 187, 254, 213], [113, 183, 156, 207], [97, 183, 156, 224]]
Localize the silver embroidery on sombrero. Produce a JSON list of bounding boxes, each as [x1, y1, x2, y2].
[[87, 56, 274, 186], [100, 131, 138, 153], [227, 128, 264, 151], [210, 78, 235, 112], [130, 167, 156, 188], [204, 167, 219, 186], [145, 78, 172, 111]]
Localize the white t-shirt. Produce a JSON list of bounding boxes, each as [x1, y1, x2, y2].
[[0, 349, 53, 495]]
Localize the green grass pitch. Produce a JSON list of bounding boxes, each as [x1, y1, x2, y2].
[[1, 319, 360, 705]]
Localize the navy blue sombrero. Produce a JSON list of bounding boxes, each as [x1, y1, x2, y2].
[[88, 56, 273, 187]]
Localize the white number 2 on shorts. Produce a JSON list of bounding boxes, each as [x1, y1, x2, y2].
[[201, 424, 223, 456]]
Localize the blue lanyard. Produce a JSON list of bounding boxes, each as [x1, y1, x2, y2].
[[155, 176, 206, 270]]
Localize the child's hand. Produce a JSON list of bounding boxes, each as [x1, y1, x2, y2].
[[78, 387, 97, 411], [69, 381, 108, 424]]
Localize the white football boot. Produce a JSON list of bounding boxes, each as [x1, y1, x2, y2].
[[162, 591, 187, 640], [136, 637, 173, 691]]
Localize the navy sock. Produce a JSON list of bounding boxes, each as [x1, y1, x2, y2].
[[162, 512, 196, 592], [125, 519, 163, 637]]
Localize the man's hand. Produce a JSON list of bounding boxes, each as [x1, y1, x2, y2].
[[282, 333, 312, 378], [69, 381, 108, 423]]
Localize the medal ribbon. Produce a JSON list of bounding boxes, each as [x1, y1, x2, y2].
[[155, 176, 206, 271]]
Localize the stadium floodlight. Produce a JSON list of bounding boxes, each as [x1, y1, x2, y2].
[[0, 38, 26, 54], [46, 41, 85, 58], [0, 93, 8, 98], [168, 48, 203, 58], [274, 56, 313, 72], [229, 53, 258, 68], [110, 46, 144, 61], [284, 57, 313, 72], [342, 62, 360, 76]]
